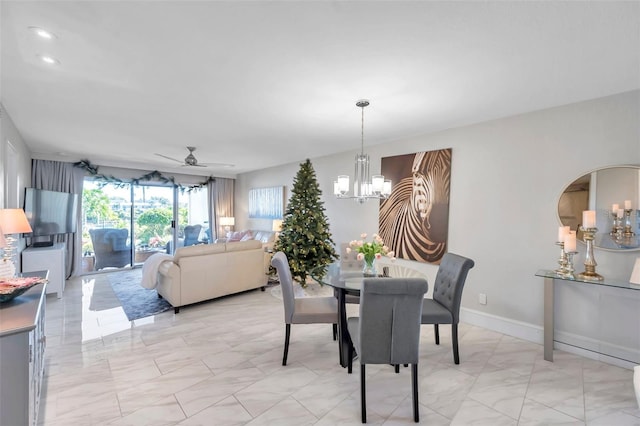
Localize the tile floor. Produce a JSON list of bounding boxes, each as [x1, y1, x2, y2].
[[37, 270, 640, 425]]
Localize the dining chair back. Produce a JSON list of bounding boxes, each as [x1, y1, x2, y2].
[[340, 242, 364, 271], [271, 252, 338, 366], [421, 252, 475, 364], [338, 242, 362, 304], [347, 277, 428, 423]]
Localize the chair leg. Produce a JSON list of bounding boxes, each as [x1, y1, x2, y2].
[[361, 364, 367, 423], [412, 364, 419, 422], [395, 364, 400, 373], [347, 339, 353, 374], [452, 323, 460, 364], [434, 324, 440, 345], [333, 323, 337, 341], [283, 324, 291, 366]]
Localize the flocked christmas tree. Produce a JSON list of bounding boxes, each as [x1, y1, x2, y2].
[[274, 159, 338, 286]]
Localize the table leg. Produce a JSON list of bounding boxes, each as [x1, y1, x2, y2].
[[543, 276, 554, 362], [336, 289, 350, 368]]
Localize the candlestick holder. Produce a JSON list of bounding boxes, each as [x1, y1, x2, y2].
[[554, 241, 568, 275], [623, 209, 635, 238], [610, 211, 623, 236], [577, 227, 603, 281], [562, 251, 577, 279]]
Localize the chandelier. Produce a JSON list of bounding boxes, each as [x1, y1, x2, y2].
[[334, 100, 391, 203]]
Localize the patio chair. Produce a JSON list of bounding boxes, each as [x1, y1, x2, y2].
[[89, 228, 131, 270]]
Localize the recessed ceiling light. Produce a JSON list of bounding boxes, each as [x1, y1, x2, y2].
[[28, 26, 56, 40], [38, 55, 60, 65]]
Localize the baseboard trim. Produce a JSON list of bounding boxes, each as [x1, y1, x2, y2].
[[460, 308, 638, 369], [553, 341, 637, 369], [460, 307, 543, 344]]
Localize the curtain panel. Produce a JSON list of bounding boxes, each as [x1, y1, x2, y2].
[[31, 159, 85, 277], [209, 177, 234, 240]]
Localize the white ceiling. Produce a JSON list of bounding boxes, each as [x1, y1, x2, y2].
[[1, 1, 639, 177]]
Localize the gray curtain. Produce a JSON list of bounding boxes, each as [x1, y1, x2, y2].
[[31, 159, 85, 277], [208, 177, 234, 240]]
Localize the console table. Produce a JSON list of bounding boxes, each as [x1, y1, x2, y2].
[[0, 271, 48, 426], [535, 269, 640, 362]]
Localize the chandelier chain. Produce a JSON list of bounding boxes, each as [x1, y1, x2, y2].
[[361, 104, 365, 155]]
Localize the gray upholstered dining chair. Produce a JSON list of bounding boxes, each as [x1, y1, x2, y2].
[[421, 252, 475, 364], [271, 252, 339, 366], [347, 277, 428, 423], [338, 242, 362, 304]]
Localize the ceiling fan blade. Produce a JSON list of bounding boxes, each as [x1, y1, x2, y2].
[[199, 162, 235, 168], [154, 153, 183, 163], [180, 162, 234, 168]]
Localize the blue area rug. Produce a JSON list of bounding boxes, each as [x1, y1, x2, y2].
[[107, 270, 172, 321]]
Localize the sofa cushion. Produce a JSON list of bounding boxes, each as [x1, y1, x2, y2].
[[225, 239, 262, 252], [173, 243, 225, 263]]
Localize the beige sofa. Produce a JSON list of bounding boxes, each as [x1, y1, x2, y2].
[[157, 239, 267, 313]]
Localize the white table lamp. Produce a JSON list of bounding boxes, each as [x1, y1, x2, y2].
[[0, 209, 33, 277], [220, 216, 235, 234]]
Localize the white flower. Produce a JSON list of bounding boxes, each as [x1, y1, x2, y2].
[[356, 253, 364, 261], [360, 233, 367, 239], [346, 247, 351, 254]]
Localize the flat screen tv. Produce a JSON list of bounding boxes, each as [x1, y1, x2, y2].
[[24, 188, 79, 247]]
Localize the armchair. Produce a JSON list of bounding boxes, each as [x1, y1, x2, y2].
[[182, 224, 202, 247], [89, 228, 131, 270]]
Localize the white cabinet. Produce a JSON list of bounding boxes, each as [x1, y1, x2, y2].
[[22, 243, 65, 298], [0, 280, 47, 426]]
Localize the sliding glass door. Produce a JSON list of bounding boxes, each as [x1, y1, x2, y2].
[[81, 180, 133, 272], [132, 185, 174, 266], [81, 178, 209, 274]]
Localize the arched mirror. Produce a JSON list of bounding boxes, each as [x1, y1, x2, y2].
[[558, 165, 640, 251]]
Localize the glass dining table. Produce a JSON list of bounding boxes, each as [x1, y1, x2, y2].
[[310, 262, 428, 368]]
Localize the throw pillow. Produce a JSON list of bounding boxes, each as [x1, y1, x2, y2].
[[227, 231, 244, 242], [240, 231, 254, 242]]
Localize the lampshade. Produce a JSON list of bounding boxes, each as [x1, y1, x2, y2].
[[272, 219, 283, 232], [0, 209, 33, 234], [219, 216, 235, 227], [630, 258, 640, 285]]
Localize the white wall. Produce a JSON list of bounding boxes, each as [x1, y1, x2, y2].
[[1, 104, 33, 270], [237, 90, 640, 337], [1, 104, 32, 208]]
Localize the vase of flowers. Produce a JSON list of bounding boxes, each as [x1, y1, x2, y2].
[[347, 233, 395, 276]]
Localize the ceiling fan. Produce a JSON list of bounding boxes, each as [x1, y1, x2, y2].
[[154, 146, 233, 168]]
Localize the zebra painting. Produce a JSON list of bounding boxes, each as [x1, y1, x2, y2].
[[379, 148, 451, 264]]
